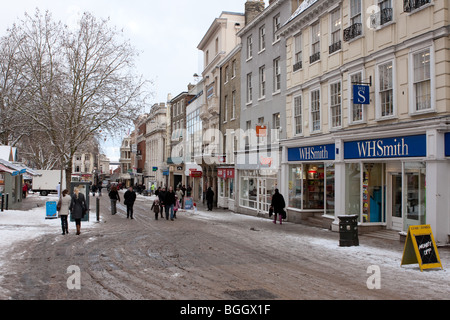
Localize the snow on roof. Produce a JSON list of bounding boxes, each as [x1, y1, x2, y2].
[[284, 0, 319, 26], [0, 146, 16, 162]]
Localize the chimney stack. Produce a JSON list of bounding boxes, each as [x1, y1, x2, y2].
[[245, 0, 265, 25]]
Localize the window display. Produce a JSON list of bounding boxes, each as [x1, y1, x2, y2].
[[288, 163, 335, 213]]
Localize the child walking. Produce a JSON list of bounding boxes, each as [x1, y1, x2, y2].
[[151, 199, 160, 220]]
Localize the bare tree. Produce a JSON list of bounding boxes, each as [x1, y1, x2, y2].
[[1, 9, 150, 188]]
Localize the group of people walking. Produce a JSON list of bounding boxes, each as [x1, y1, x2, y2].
[[57, 182, 287, 236], [57, 187, 87, 235], [152, 186, 182, 221]]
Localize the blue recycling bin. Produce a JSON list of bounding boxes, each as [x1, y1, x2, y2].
[[45, 201, 58, 219]]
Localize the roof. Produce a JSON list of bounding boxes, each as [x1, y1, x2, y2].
[[0, 146, 17, 162], [283, 0, 319, 26], [0, 159, 41, 176]]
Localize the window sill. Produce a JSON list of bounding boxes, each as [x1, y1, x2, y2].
[[405, 2, 434, 16]]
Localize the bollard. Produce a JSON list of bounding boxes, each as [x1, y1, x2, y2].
[[5, 193, 8, 210], [96, 197, 100, 222], [1, 194, 3, 212]]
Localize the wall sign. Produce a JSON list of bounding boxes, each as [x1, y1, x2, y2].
[[401, 225, 443, 272], [288, 144, 335, 162], [344, 135, 426, 159]]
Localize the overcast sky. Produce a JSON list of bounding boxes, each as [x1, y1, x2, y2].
[[0, 0, 253, 161]]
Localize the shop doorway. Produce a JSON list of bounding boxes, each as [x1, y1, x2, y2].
[[389, 173, 403, 231]]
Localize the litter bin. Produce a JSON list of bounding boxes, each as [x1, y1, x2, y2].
[[338, 215, 359, 247]]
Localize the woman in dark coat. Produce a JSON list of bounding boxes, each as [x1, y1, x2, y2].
[[206, 187, 214, 211], [270, 189, 286, 225], [69, 187, 87, 235]]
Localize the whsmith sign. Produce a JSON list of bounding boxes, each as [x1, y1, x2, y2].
[[288, 144, 335, 162], [344, 135, 426, 159]]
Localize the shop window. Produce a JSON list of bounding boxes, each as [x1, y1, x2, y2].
[[288, 163, 335, 213], [404, 162, 426, 226], [345, 163, 361, 216], [362, 163, 385, 223]]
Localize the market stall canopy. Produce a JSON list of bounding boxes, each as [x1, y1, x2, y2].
[[0, 163, 15, 174], [0, 159, 41, 177]]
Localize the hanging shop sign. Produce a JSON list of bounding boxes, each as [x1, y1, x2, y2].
[[288, 144, 335, 162], [445, 132, 450, 157], [353, 85, 370, 105], [401, 225, 443, 272], [344, 135, 426, 159], [189, 170, 202, 178]]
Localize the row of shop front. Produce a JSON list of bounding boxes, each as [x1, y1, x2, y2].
[[215, 121, 450, 245]]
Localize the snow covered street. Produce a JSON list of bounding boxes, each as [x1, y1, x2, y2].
[[0, 192, 449, 300]]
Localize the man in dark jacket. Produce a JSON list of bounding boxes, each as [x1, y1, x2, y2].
[[270, 189, 286, 225], [164, 186, 176, 221], [158, 187, 166, 219], [206, 187, 214, 211], [124, 186, 137, 219]]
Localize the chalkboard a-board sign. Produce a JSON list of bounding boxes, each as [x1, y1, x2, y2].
[[401, 225, 443, 272]]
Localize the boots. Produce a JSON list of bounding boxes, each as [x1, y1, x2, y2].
[[279, 214, 283, 225], [76, 225, 81, 235]]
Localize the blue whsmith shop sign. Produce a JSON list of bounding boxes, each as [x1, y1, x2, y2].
[[344, 135, 427, 159], [288, 144, 335, 162]]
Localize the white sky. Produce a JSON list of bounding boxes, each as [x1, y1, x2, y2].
[[0, 0, 252, 161]]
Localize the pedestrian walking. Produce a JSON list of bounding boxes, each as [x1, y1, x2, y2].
[[151, 184, 156, 195], [109, 185, 120, 215], [124, 186, 136, 219], [158, 187, 166, 219], [97, 183, 102, 197], [69, 187, 87, 235], [151, 199, 160, 220], [174, 195, 180, 219], [176, 187, 184, 209], [206, 187, 214, 211], [57, 189, 71, 235], [165, 186, 176, 221], [270, 189, 286, 225]]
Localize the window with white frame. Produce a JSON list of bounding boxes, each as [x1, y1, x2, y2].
[[378, 0, 393, 26], [350, 0, 362, 25], [330, 9, 341, 53], [311, 89, 321, 132], [294, 95, 302, 135], [223, 95, 228, 123], [273, 14, 281, 43], [247, 35, 253, 60], [259, 25, 266, 52], [232, 60, 236, 78], [330, 81, 342, 128], [350, 71, 364, 122], [247, 73, 253, 103], [310, 22, 320, 63], [225, 66, 229, 83], [259, 65, 266, 99], [294, 33, 302, 71], [378, 61, 394, 117], [413, 49, 432, 111], [273, 57, 281, 92], [232, 90, 236, 119]]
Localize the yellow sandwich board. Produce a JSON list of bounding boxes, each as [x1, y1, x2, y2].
[[401, 225, 443, 272]]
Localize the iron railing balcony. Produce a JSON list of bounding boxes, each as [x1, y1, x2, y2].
[[343, 23, 362, 42]]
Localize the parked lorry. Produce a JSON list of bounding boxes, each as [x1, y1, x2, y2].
[[31, 170, 67, 196]]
